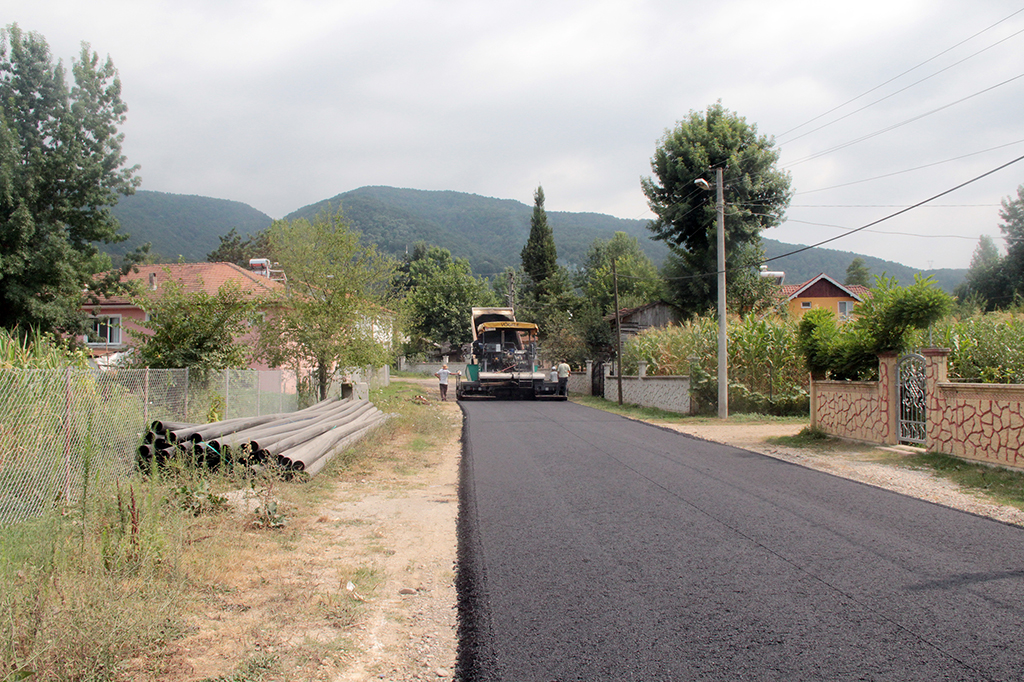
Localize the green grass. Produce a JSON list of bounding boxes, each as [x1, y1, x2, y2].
[[571, 394, 807, 426], [901, 451, 1024, 509], [767, 426, 875, 454]]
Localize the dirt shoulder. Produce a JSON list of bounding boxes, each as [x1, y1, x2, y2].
[[650, 419, 1024, 527]]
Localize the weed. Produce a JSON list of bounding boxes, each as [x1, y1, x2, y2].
[[901, 451, 1024, 509], [174, 478, 229, 517], [199, 654, 279, 682]]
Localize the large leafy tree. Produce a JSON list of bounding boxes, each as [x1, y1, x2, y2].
[[129, 277, 258, 379], [0, 25, 140, 333], [954, 235, 1009, 311], [259, 210, 397, 400], [845, 257, 870, 287], [520, 186, 558, 299], [207, 227, 271, 267], [641, 102, 791, 316], [999, 184, 1024, 298], [402, 244, 496, 348], [580, 232, 663, 315]]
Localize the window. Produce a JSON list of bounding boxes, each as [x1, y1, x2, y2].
[[800, 301, 812, 309], [838, 301, 855, 319], [86, 315, 122, 345]]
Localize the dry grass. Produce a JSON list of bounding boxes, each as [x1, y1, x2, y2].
[[1, 379, 452, 681]]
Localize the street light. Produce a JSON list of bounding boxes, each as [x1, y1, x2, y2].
[[695, 167, 728, 419]]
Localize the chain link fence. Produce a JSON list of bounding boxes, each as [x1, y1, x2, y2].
[[0, 368, 298, 527]]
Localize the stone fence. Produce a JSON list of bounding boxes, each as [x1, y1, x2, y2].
[[812, 349, 1024, 470], [603, 362, 691, 415]]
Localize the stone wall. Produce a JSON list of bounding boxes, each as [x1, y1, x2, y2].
[[924, 349, 1024, 469], [811, 352, 895, 445], [603, 363, 691, 414], [813, 349, 1024, 470]]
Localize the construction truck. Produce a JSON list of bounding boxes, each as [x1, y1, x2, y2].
[[456, 307, 565, 400]]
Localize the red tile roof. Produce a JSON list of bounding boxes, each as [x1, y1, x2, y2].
[[93, 262, 285, 305]]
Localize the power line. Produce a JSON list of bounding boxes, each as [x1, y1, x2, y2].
[[784, 71, 1024, 167], [793, 138, 1024, 195], [777, 6, 1024, 140], [780, 24, 1024, 145], [763, 152, 1024, 265], [783, 218, 993, 240]]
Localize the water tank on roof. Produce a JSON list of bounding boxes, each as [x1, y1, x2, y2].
[[249, 258, 271, 277]]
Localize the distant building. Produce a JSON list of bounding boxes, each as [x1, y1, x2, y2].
[[781, 273, 869, 320], [604, 301, 682, 339], [80, 262, 286, 368]]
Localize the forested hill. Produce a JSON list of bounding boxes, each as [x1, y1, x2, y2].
[[289, 186, 966, 289], [108, 190, 273, 263], [286, 186, 667, 277], [762, 239, 966, 293], [105, 186, 965, 291]]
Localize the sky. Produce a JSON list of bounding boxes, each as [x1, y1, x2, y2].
[[6, 0, 1024, 271]]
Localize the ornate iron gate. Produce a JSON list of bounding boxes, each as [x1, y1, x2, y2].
[[898, 353, 927, 444]]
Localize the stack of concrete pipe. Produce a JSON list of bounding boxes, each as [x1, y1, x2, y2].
[[139, 397, 386, 475]]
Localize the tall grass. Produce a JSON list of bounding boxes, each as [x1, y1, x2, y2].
[[0, 472, 188, 680], [0, 327, 89, 370], [623, 314, 809, 415]]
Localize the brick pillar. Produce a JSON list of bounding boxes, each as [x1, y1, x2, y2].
[[878, 352, 898, 445], [922, 348, 950, 451]]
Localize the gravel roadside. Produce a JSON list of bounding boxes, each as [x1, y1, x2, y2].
[[650, 419, 1024, 527]]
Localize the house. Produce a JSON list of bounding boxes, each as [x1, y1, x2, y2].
[[781, 273, 869, 320], [80, 262, 286, 367], [605, 301, 682, 339]]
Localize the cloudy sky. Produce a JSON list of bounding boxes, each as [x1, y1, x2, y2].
[[7, 0, 1024, 270]]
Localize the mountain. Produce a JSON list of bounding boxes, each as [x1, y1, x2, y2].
[[103, 186, 965, 292], [107, 190, 273, 263], [286, 186, 668, 276]]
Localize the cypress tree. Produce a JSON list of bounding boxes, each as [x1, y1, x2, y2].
[[520, 186, 557, 297]]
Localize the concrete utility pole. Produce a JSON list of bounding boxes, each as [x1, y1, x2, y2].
[[613, 258, 623, 406], [715, 166, 728, 419]]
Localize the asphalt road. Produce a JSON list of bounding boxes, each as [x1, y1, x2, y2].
[[455, 400, 1024, 681]]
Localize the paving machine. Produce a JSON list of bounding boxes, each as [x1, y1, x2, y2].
[[456, 307, 564, 400]]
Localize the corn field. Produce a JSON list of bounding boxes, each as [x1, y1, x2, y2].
[[622, 314, 809, 415]]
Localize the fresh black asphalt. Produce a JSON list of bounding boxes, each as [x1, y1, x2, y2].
[[455, 400, 1024, 681]]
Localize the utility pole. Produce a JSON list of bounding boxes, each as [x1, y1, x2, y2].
[[715, 166, 728, 419], [613, 258, 623, 405]]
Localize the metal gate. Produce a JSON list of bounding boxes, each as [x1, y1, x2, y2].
[[592, 361, 605, 398], [898, 353, 927, 444]]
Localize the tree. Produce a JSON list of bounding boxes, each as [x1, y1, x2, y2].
[[954, 235, 1009, 311], [845, 257, 870, 287], [797, 275, 952, 380], [520, 186, 558, 299], [999, 184, 1024, 297], [641, 102, 792, 316], [0, 25, 140, 334], [207, 227, 271, 266], [258, 210, 397, 400], [129, 276, 259, 379], [580, 232, 663, 315], [402, 245, 496, 349]]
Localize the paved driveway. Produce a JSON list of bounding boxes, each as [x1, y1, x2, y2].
[[457, 400, 1024, 681]]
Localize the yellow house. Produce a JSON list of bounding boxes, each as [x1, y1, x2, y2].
[[781, 273, 869, 320]]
